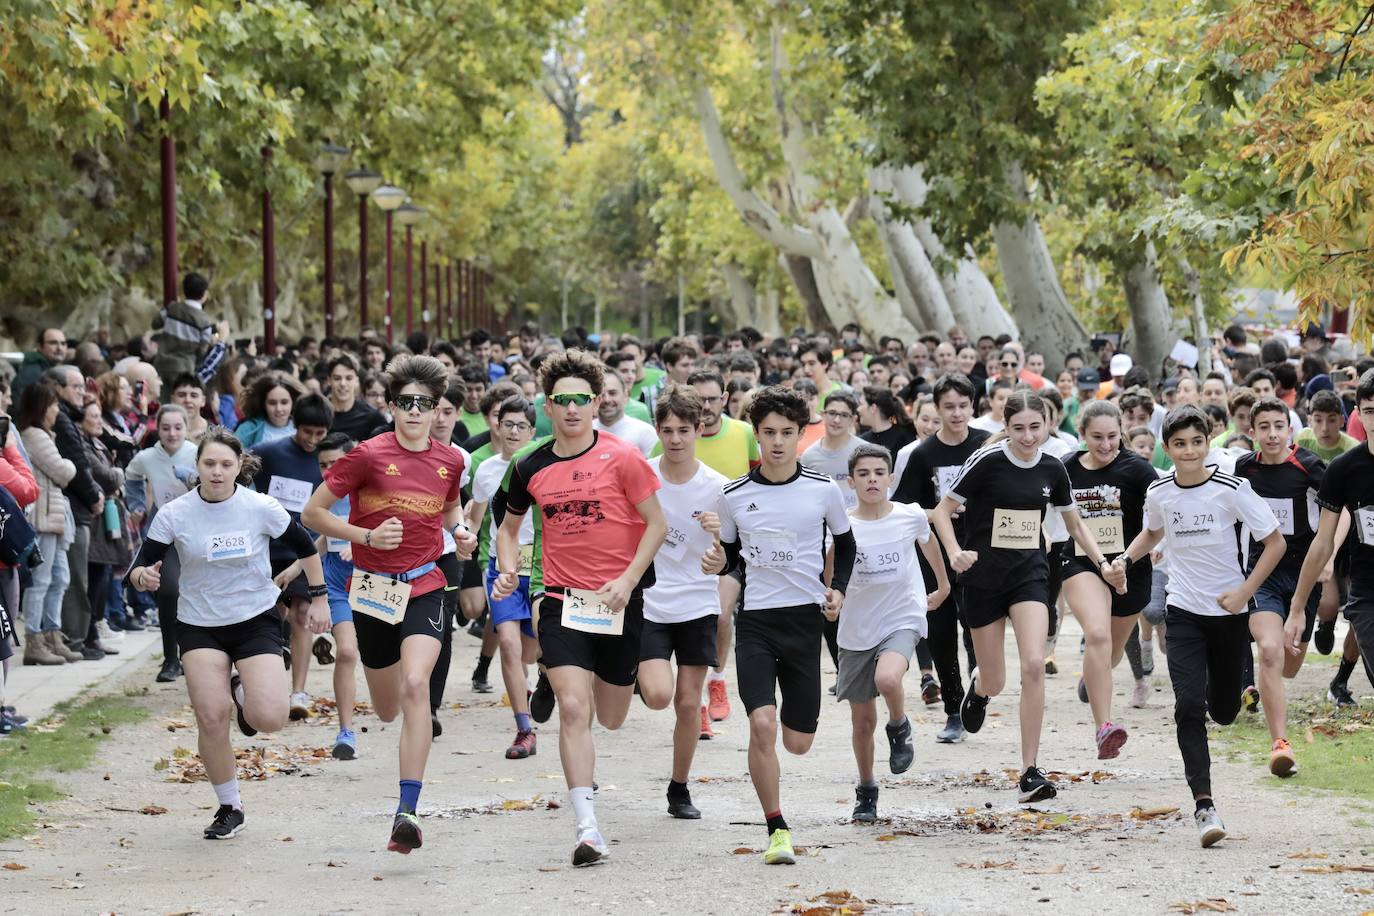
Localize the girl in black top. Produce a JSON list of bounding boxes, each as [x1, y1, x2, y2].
[[1061, 400, 1159, 762], [931, 391, 1124, 804], [859, 387, 916, 456]]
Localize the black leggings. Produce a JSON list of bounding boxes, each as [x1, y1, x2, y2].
[[1165, 606, 1248, 800], [919, 553, 977, 716], [156, 547, 181, 662], [428, 591, 457, 711]]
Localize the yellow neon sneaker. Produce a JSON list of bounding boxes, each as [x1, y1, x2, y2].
[[764, 828, 795, 865]]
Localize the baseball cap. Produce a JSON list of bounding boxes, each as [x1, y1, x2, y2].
[[1075, 367, 1100, 390], [1109, 353, 1134, 376], [1302, 322, 1330, 341]]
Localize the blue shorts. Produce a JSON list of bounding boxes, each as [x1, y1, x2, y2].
[[486, 560, 533, 638], [1252, 567, 1318, 642], [323, 552, 354, 628]]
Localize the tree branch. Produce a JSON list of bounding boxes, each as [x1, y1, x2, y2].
[[1338, 1, 1374, 78]]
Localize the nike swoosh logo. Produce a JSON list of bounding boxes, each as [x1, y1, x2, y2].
[[428, 615, 443, 633]]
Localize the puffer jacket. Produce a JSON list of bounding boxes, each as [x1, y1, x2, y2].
[[85, 433, 131, 568], [20, 426, 75, 535]]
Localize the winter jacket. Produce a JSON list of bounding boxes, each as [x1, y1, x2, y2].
[[151, 300, 214, 390], [233, 415, 294, 449], [85, 434, 130, 568], [53, 399, 102, 523], [0, 442, 38, 507], [20, 426, 75, 535], [12, 351, 55, 396]]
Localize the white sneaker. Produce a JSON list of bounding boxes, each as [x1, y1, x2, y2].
[[1130, 678, 1152, 708], [1195, 805, 1226, 848], [96, 620, 125, 642], [289, 691, 311, 720], [572, 827, 608, 866]]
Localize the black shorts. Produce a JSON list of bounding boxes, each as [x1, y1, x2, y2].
[[459, 555, 484, 591], [735, 605, 823, 734], [537, 593, 644, 686], [639, 614, 718, 667], [961, 576, 1050, 629], [1253, 569, 1319, 642], [270, 557, 310, 603], [178, 609, 285, 662], [1062, 554, 1153, 617], [352, 588, 447, 670]]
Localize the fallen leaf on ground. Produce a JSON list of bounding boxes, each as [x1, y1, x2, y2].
[[1131, 806, 1180, 820], [165, 910, 198, 916], [275, 836, 293, 842], [371, 876, 383, 882], [1025, 863, 1066, 875], [538, 866, 560, 872], [164, 719, 190, 731], [732, 847, 757, 855], [1288, 849, 1329, 859], [957, 860, 1017, 870], [118, 837, 133, 848], [1301, 864, 1374, 874], [1168, 899, 1235, 913], [2, 862, 26, 870], [52, 880, 85, 890], [1345, 887, 1374, 895], [140, 805, 168, 816]]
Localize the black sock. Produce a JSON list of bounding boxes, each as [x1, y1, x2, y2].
[[1336, 656, 1356, 687], [1195, 798, 1215, 813], [765, 811, 788, 834], [474, 653, 493, 679], [667, 779, 689, 799]]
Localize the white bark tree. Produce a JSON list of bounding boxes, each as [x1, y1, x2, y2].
[[1121, 240, 1178, 383], [720, 261, 758, 329], [869, 166, 957, 333]]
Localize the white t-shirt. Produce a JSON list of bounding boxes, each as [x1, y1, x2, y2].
[[719, 466, 852, 611], [643, 458, 728, 624], [594, 415, 658, 457], [1043, 434, 1078, 544], [146, 486, 291, 627], [437, 443, 472, 557], [891, 438, 921, 492], [1144, 469, 1279, 617], [841, 503, 932, 650], [472, 453, 534, 547], [969, 415, 1004, 434]]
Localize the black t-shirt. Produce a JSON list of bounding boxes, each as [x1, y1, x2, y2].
[[1315, 445, 1374, 594], [252, 436, 323, 565], [950, 441, 1073, 582], [862, 425, 917, 458], [893, 428, 990, 537], [1235, 447, 1325, 574], [1063, 449, 1159, 562], [329, 399, 382, 442]]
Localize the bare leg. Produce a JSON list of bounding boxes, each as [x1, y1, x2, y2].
[[850, 700, 877, 784], [671, 665, 708, 782], [1008, 602, 1049, 770], [1250, 613, 1288, 742], [332, 621, 359, 732]]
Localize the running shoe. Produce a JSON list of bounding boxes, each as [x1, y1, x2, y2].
[[312, 635, 334, 666], [1241, 685, 1261, 713], [471, 675, 493, 694], [667, 788, 701, 820], [886, 717, 914, 774], [1195, 805, 1226, 848], [203, 805, 245, 840], [699, 705, 715, 740], [530, 671, 556, 723], [1018, 766, 1057, 804], [156, 658, 181, 683], [1130, 678, 1152, 709], [573, 828, 608, 866], [1329, 680, 1357, 709], [1313, 619, 1335, 656], [505, 729, 537, 759], [764, 828, 795, 865], [431, 711, 442, 738], [2, 707, 28, 726], [230, 674, 257, 737], [707, 678, 731, 721], [1076, 676, 1089, 704], [920, 673, 942, 706], [960, 669, 989, 734], [936, 714, 966, 744], [1269, 737, 1296, 777], [289, 691, 311, 721], [852, 785, 879, 824], [1139, 639, 1154, 675], [1044, 655, 1058, 676], [1095, 721, 1128, 760], [388, 811, 423, 854], [332, 728, 357, 761]]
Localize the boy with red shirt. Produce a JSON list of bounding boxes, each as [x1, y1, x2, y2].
[[302, 355, 476, 855], [492, 349, 667, 867]]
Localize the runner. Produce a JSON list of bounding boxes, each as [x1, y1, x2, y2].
[[638, 386, 728, 818], [1111, 404, 1285, 847], [839, 443, 949, 823], [708, 385, 855, 865], [1060, 400, 1159, 759], [491, 348, 666, 867], [300, 354, 477, 855], [929, 391, 1122, 803], [1232, 397, 1325, 775], [127, 427, 329, 840], [891, 373, 988, 743]]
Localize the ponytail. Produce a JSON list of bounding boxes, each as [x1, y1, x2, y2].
[[985, 390, 1050, 448]]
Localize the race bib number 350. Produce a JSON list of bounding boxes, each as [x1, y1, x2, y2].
[[561, 587, 623, 636], [856, 540, 906, 584], [349, 572, 411, 625], [991, 509, 1041, 549]]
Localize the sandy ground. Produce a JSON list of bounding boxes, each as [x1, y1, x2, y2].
[[2, 615, 1372, 916]]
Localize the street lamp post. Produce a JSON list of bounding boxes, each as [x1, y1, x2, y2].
[[394, 202, 425, 338], [371, 185, 406, 344], [159, 93, 179, 307], [344, 168, 382, 330], [446, 261, 454, 339], [314, 142, 351, 339], [262, 146, 276, 355]]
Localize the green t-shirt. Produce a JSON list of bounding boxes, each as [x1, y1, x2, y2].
[[468, 442, 497, 565], [630, 366, 666, 405], [497, 436, 550, 595], [1296, 428, 1358, 463], [460, 409, 487, 439]]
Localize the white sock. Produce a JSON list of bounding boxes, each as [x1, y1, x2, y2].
[[570, 786, 596, 834], [213, 779, 242, 811], [707, 669, 726, 683], [1141, 638, 1153, 649]]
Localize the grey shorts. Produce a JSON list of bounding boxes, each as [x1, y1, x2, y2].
[[836, 628, 918, 703]]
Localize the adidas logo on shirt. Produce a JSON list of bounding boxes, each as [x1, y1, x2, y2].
[[746, 502, 759, 511]]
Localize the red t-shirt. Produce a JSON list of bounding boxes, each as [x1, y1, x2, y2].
[[1348, 408, 1367, 443], [505, 431, 660, 591], [323, 432, 464, 596]]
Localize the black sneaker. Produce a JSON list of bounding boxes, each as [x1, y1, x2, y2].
[[1314, 619, 1336, 656], [1018, 766, 1057, 804], [886, 717, 914, 774], [80, 643, 106, 661], [960, 670, 989, 734], [471, 675, 493, 694], [920, 673, 941, 706], [118, 616, 147, 632], [431, 710, 443, 738], [312, 635, 335, 666], [530, 672, 556, 724], [667, 787, 701, 820], [156, 658, 181, 682], [936, 713, 966, 744], [1329, 679, 1357, 709], [230, 674, 257, 737], [203, 805, 245, 840], [852, 785, 879, 824]]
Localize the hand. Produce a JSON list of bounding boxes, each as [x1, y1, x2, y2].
[[273, 561, 303, 591], [491, 570, 518, 601], [339, 544, 352, 564], [1319, 562, 1334, 584], [824, 588, 844, 620], [697, 511, 721, 536], [927, 585, 949, 612], [1283, 609, 1307, 657], [369, 517, 404, 550], [1102, 560, 1127, 595], [453, 527, 477, 561], [1217, 589, 1248, 614], [1150, 548, 1164, 565], [138, 561, 162, 592], [306, 597, 330, 635], [89, 499, 104, 515], [950, 549, 978, 574], [594, 575, 634, 613], [701, 539, 725, 575]]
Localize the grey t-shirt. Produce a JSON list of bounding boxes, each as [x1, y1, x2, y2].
[[801, 436, 864, 508]]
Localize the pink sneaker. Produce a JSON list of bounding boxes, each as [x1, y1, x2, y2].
[[1095, 721, 1128, 760]]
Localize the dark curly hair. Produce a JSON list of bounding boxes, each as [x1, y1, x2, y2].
[[747, 385, 809, 431], [538, 348, 604, 397]]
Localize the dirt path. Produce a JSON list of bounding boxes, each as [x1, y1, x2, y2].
[[3, 617, 1371, 915]]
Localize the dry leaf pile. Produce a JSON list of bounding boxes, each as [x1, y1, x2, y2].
[[157, 745, 331, 783]]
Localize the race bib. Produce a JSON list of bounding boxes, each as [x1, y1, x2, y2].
[[327, 536, 350, 554], [663, 525, 687, 551], [206, 531, 250, 562], [348, 571, 411, 625], [1357, 506, 1374, 545], [518, 543, 534, 577], [151, 479, 187, 508], [1167, 509, 1226, 546], [748, 530, 797, 568], [991, 508, 1041, 549], [1076, 515, 1125, 556], [856, 540, 906, 584], [934, 466, 960, 500], [268, 476, 313, 513], [560, 587, 623, 636], [1263, 497, 1294, 537]]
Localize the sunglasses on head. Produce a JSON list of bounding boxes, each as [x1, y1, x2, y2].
[[393, 394, 438, 413], [550, 392, 594, 407]]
